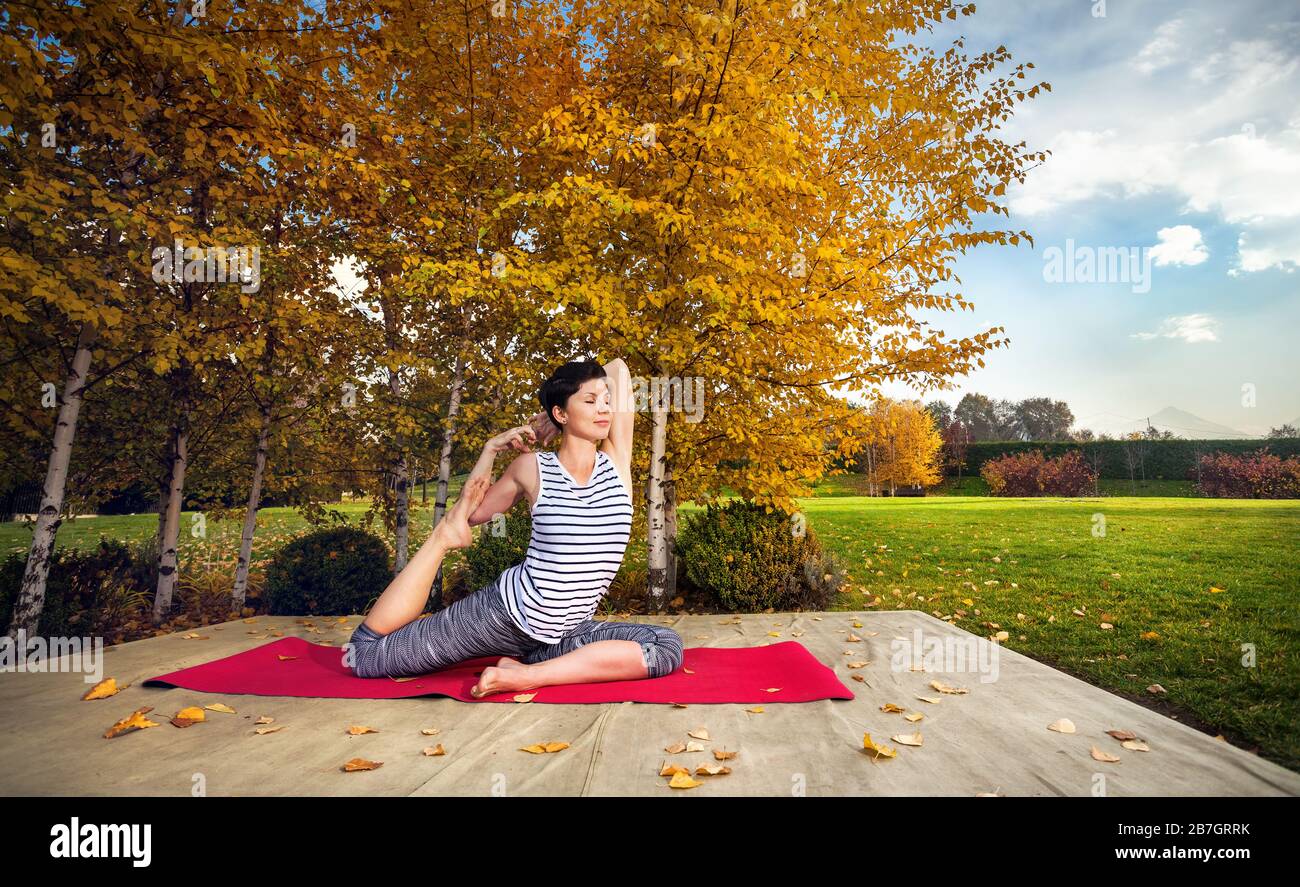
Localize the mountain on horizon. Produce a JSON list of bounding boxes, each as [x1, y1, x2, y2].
[[1144, 406, 1252, 440]]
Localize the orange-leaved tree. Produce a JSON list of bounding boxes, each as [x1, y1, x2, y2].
[[497, 0, 1047, 605]]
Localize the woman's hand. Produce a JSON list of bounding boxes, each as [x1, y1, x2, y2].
[[486, 424, 537, 455], [528, 410, 560, 447]]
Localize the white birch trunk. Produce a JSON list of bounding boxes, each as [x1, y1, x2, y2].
[[232, 400, 272, 607], [5, 319, 98, 639], [153, 419, 188, 623], [430, 352, 464, 604], [645, 400, 669, 608]]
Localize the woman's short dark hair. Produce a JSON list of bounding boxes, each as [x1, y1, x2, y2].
[[539, 360, 607, 431]]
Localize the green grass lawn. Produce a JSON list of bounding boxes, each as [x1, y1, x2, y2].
[[3, 489, 1297, 772], [798, 494, 1300, 772]]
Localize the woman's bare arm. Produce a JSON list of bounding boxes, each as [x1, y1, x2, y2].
[[465, 455, 528, 527], [599, 358, 634, 485]]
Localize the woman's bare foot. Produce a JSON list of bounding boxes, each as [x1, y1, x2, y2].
[[433, 474, 490, 550], [496, 656, 526, 669], [470, 664, 538, 698]]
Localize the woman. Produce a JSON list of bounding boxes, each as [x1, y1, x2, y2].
[[347, 357, 684, 698]]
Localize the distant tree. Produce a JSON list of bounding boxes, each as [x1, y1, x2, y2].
[[1070, 427, 1096, 442], [955, 393, 999, 441], [992, 399, 1021, 440], [924, 399, 954, 434], [941, 420, 971, 483], [861, 398, 943, 495], [1142, 424, 1177, 441], [1121, 432, 1148, 491], [1014, 397, 1075, 440], [1267, 424, 1298, 439]]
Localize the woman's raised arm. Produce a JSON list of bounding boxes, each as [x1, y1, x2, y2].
[[599, 358, 634, 481]]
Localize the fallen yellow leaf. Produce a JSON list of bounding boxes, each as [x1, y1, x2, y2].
[[342, 758, 382, 771], [862, 733, 897, 760], [170, 706, 206, 727], [104, 707, 159, 739], [694, 764, 731, 776], [82, 678, 121, 700], [668, 770, 702, 789]]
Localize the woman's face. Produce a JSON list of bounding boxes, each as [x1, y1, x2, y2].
[[554, 378, 612, 441]]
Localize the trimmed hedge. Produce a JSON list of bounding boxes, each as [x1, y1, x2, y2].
[[954, 438, 1300, 480]]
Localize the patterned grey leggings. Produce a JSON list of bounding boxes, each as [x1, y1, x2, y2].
[[346, 579, 684, 680]]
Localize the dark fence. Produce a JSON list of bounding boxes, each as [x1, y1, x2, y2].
[[0, 488, 43, 522]]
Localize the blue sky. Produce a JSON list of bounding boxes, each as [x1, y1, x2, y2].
[[874, 0, 1300, 437]]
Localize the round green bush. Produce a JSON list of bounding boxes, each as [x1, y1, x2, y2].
[[460, 499, 531, 597], [676, 499, 845, 612], [263, 527, 391, 616]]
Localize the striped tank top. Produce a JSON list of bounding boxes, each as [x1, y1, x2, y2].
[[497, 448, 633, 643]]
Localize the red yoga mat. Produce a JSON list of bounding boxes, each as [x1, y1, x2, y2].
[[143, 637, 855, 704]]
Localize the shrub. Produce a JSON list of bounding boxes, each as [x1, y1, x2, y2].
[[262, 527, 391, 616], [676, 499, 845, 612], [0, 537, 153, 636], [981, 449, 1096, 496], [980, 451, 1044, 496], [177, 559, 263, 622], [460, 500, 532, 596], [1195, 449, 1300, 498], [1036, 450, 1097, 495]]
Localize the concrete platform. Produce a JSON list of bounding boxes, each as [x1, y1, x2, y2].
[[2, 610, 1297, 796]]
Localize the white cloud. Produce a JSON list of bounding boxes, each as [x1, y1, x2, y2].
[[1235, 221, 1300, 273], [1191, 38, 1296, 86], [1006, 22, 1300, 274], [1131, 313, 1220, 343], [1149, 225, 1209, 266], [1135, 19, 1186, 74]]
